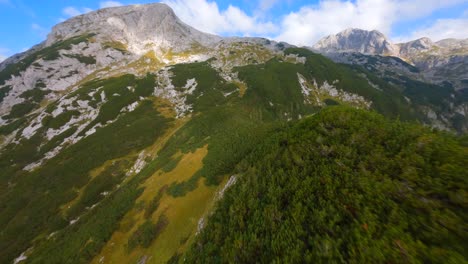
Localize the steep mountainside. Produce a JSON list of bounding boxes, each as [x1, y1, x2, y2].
[[0, 3, 467, 264]]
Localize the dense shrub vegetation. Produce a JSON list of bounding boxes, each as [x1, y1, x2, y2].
[[20, 88, 49, 103], [0, 85, 12, 103], [41, 110, 80, 129], [127, 215, 169, 251], [186, 107, 468, 263], [144, 185, 167, 218], [6, 102, 37, 119]]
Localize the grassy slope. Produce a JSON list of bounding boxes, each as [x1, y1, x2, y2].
[[92, 146, 224, 263]]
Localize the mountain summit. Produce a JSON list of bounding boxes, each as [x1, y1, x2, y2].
[[47, 3, 221, 54], [313, 28, 399, 56]]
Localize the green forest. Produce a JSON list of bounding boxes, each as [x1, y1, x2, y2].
[[185, 106, 468, 263]]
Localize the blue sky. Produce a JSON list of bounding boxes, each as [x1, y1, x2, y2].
[[1, 0, 468, 61]]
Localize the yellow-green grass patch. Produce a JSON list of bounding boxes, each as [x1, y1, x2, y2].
[[91, 145, 225, 263]]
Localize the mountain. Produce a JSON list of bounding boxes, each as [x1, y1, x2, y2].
[[397, 37, 435, 58], [0, 3, 467, 264], [313, 28, 468, 90], [314, 29, 468, 132], [313, 28, 468, 61], [0, 3, 221, 117], [313, 28, 399, 56], [46, 3, 221, 53]]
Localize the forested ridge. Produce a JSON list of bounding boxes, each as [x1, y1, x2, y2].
[[185, 107, 468, 263]]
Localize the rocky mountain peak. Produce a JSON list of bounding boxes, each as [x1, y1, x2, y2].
[[435, 38, 468, 49], [313, 28, 468, 90], [314, 28, 468, 59], [313, 28, 399, 56], [46, 3, 221, 54], [397, 37, 435, 57]]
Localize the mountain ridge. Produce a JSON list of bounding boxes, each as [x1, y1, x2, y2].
[[313, 27, 468, 57], [313, 28, 468, 90], [2, 8, 467, 72]]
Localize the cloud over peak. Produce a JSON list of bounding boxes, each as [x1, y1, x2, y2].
[[164, 0, 278, 36], [164, 0, 468, 46]]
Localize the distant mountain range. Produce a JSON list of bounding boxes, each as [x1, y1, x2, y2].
[[312, 28, 468, 90]]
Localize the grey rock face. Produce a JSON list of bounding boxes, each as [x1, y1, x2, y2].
[[314, 28, 468, 89], [397, 38, 468, 89], [398, 37, 434, 58], [314, 28, 468, 60], [46, 3, 222, 54], [313, 28, 399, 56]]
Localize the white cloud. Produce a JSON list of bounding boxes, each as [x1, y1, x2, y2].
[[163, 0, 466, 46], [37, 0, 468, 50], [62, 6, 93, 18], [276, 0, 395, 46], [274, 0, 467, 46], [394, 0, 467, 20], [401, 18, 468, 41], [100, 1, 124, 8], [163, 0, 278, 35]]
